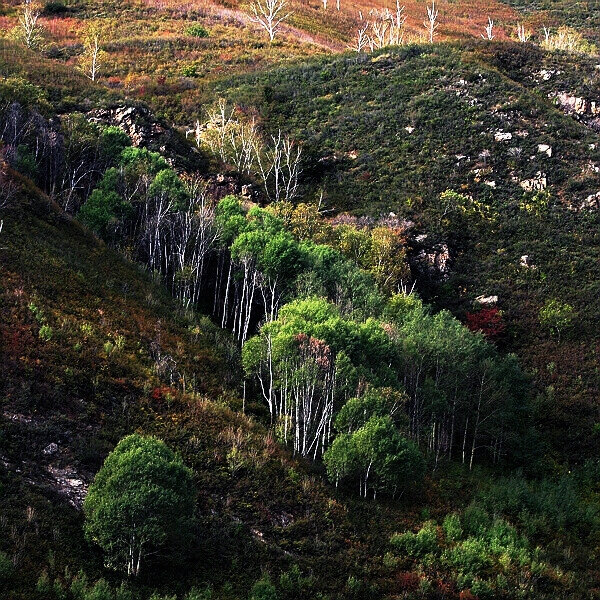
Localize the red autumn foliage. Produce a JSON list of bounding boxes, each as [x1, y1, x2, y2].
[[396, 571, 420, 591], [466, 307, 505, 340], [151, 385, 176, 401], [295, 333, 332, 370]]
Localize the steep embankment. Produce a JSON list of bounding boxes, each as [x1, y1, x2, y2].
[[0, 176, 353, 597]]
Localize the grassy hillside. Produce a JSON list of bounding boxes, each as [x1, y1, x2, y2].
[[212, 42, 600, 459], [0, 0, 525, 125], [501, 0, 600, 42], [0, 173, 368, 599], [2, 156, 600, 600]]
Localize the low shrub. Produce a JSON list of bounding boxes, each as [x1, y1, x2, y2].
[[185, 25, 209, 38], [390, 521, 438, 558], [442, 538, 491, 577]]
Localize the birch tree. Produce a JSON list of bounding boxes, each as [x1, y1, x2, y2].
[[482, 17, 495, 40], [83, 434, 196, 577], [79, 22, 106, 82], [350, 21, 371, 53], [17, 0, 44, 50], [423, 1, 439, 43], [250, 0, 291, 42], [516, 23, 531, 43]]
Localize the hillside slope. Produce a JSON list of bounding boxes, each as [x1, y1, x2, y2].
[[2, 153, 599, 600], [213, 42, 600, 459], [0, 175, 352, 598]]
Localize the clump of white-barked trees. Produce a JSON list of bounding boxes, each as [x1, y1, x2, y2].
[[348, 3, 592, 55], [78, 22, 107, 82], [13, 0, 107, 82], [14, 0, 44, 49], [192, 98, 302, 205], [349, 1, 435, 52]]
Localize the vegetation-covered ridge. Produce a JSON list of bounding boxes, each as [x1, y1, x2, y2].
[[212, 41, 600, 461], [1, 0, 600, 598]]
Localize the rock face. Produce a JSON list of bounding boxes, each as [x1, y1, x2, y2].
[[555, 93, 600, 116], [42, 442, 59, 456], [520, 171, 547, 192], [204, 174, 260, 203], [494, 131, 513, 142], [520, 255, 535, 268], [86, 105, 206, 171], [580, 191, 600, 210], [410, 235, 452, 282], [552, 92, 600, 132], [45, 465, 89, 509], [475, 295, 498, 306]]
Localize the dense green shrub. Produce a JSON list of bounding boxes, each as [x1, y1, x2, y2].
[[442, 538, 491, 577], [461, 505, 491, 538], [390, 521, 438, 558], [43, 1, 68, 15], [78, 188, 131, 238], [249, 576, 277, 600], [442, 513, 463, 543], [185, 25, 209, 38], [477, 473, 600, 538]]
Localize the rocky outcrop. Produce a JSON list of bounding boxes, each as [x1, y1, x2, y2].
[[520, 255, 535, 268], [409, 234, 452, 282], [554, 93, 600, 116], [86, 105, 207, 171], [204, 173, 261, 203], [552, 92, 600, 132], [475, 295, 498, 306], [520, 171, 547, 192], [580, 191, 600, 210]]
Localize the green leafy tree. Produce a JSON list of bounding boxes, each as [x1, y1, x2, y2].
[[325, 416, 424, 498], [335, 387, 408, 433], [249, 576, 278, 600], [100, 127, 131, 164], [84, 434, 196, 576], [78, 187, 131, 238], [148, 169, 189, 209]]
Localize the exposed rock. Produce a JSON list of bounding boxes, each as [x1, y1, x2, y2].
[[205, 174, 261, 203], [580, 191, 600, 210], [43, 443, 59, 456], [86, 105, 205, 171], [484, 180, 496, 188], [405, 126, 415, 134], [494, 131, 513, 142], [520, 255, 535, 268], [410, 240, 452, 282], [45, 465, 89, 509], [475, 295, 498, 306], [520, 172, 547, 192], [552, 92, 600, 132], [537, 144, 552, 157], [537, 69, 559, 81]]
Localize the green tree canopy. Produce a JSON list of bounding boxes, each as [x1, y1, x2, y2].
[[84, 434, 196, 576], [324, 416, 424, 498]]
